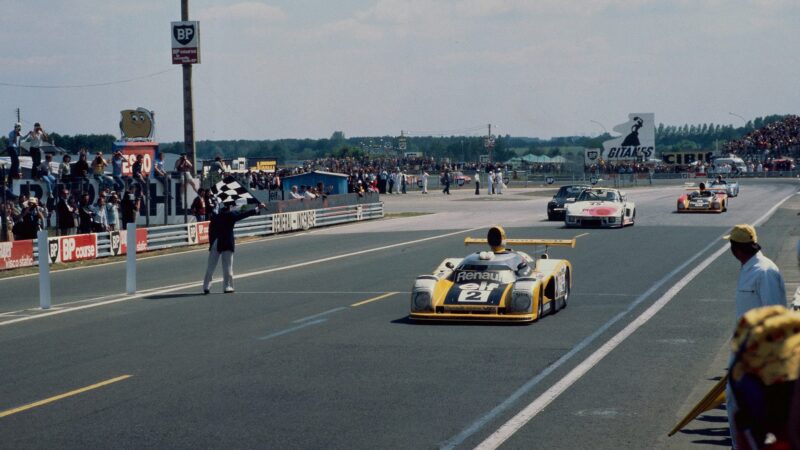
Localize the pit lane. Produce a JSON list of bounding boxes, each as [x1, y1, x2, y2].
[[0, 179, 796, 449]]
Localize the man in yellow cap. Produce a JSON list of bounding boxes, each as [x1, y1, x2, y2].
[[723, 223, 786, 449]]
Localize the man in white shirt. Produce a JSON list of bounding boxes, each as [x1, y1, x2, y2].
[[723, 224, 786, 449], [421, 172, 429, 194], [289, 185, 303, 199]]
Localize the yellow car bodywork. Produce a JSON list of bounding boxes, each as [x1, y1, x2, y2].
[[409, 230, 575, 323]]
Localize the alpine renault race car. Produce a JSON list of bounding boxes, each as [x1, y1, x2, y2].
[[564, 188, 635, 228], [707, 177, 739, 197], [547, 184, 590, 221], [677, 183, 728, 213], [409, 226, 574, 322]]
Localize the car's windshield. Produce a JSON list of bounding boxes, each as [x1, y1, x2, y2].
[[557, 186, 586, 198], [577, 190, 619, 202]]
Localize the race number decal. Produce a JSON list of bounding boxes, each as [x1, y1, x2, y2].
[[457, 281, 499, 303], [458, 290, 491, 303]]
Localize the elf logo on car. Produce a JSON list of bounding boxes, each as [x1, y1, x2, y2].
[[455, 271, 501, 283], [459, 282, 500, 291]]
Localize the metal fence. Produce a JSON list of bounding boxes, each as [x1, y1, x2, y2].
[[30, 202, 383, 264]]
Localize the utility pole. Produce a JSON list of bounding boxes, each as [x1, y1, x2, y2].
[[485, 123, 494, 163], [181, 0, 196, 172], [15, 108, 20, 123]]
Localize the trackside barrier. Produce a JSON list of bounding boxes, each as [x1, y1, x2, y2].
[[22, 202, 383, 267]]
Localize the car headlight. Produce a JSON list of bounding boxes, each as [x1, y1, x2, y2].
[[607, 217, 617, 223], [411, 291, 432, 311], [677, 202, 685, 209], [508, 290, 532, 313]]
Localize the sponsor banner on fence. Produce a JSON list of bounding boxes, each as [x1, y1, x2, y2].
[[49, 234, 98, 264], [187, 221, 210, 245], [109, 229, 149, 256], [0, 240, 35, 270], [272, 211, 316, 233]]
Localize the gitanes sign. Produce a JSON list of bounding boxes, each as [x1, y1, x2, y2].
[[586, 113, 655, 164]]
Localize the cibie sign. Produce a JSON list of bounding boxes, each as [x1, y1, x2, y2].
[[171, 21, 200, 64]]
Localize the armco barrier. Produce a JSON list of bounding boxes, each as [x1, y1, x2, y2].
[[18, 202, 383, 267]]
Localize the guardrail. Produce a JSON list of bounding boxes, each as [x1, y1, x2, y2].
[[18, 202, 383, 268]]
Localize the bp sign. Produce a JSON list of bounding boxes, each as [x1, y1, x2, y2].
[[171, 21, 201, 64]]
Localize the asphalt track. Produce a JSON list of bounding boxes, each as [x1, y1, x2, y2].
[[0, 179, 798, 449]]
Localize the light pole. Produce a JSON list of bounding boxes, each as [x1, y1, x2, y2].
[[590, 120, 608, 136]]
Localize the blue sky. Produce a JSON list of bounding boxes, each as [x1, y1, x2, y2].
[[1, 0, 798, 142]]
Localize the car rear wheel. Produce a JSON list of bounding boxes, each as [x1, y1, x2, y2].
[[562, 271, 570, 310]]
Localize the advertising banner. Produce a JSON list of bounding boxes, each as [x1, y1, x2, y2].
[[187, 221, 210, 245], [0, 240, 35, 270], [272, 211, 316, 233], [50, 234, 98, 264], [109, 229, 149, 256], [661, 151, 714, 165], [586, 113, 656, 164]]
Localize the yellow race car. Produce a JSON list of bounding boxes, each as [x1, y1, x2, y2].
[[409, 226, 575, 322]]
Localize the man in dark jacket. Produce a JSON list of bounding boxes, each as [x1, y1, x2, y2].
[[203, 202, 265, 294], [120, 187, 139, 229], [56, 189, 77, 236]]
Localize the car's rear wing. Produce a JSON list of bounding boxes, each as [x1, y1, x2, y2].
[[464, 237, 577, 248]]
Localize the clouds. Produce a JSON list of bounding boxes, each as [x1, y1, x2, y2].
[[196, 2, 288, 22]]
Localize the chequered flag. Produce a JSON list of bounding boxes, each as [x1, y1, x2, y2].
[[211, 176, 258, 208]]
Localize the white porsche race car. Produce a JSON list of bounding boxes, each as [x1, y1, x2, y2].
[[564, 188, 635, 228]]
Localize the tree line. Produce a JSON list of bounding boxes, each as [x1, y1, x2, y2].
[[1, 115, 787, 163]]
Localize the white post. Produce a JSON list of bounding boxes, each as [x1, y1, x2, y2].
[[126, 222, 136, 294], [37, 230, 51, 309]]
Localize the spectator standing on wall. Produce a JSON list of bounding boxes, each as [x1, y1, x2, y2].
[[111, 151, 125, 192], [202, 202, 265, 294], [56, 188, 76, 236], [23, 123, 48, 178], [153, 152, 168, 190], [6, 123, 22, 181], [174, 153, 199, 194], [131, 154, 149, 201]]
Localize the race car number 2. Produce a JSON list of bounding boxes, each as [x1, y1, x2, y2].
[[458, 282, 498, 303]]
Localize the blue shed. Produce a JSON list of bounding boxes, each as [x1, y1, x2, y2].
[[282, 170, 349, 196]]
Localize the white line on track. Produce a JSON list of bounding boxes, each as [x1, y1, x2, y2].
[[257, 318, 328, 340], [468, 190, 796, 450], [0, 227, 483, 327]]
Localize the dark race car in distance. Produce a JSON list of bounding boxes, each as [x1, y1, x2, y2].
[[547, 185, 590, 220]]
